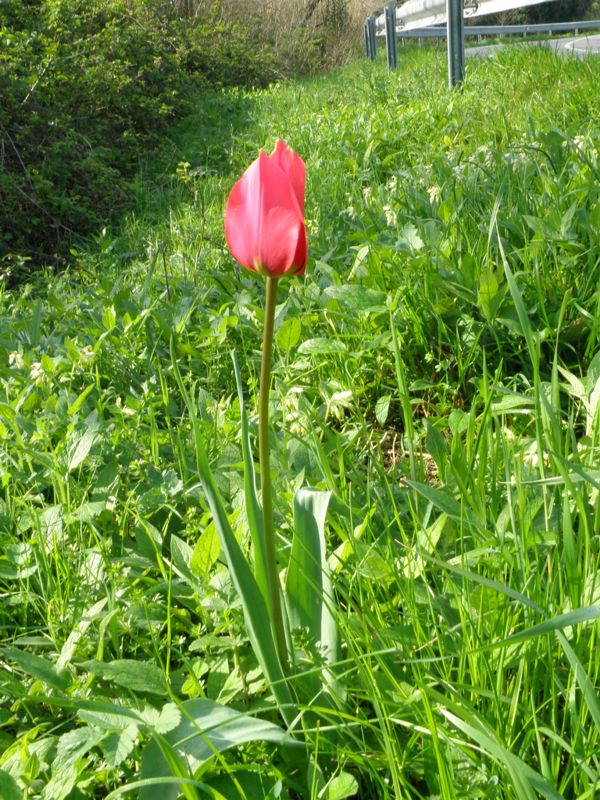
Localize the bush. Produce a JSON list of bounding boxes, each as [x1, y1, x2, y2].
[[0, 0, 278, 272]]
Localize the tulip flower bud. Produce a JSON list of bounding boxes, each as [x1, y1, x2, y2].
[[224, 140, 307, 277]]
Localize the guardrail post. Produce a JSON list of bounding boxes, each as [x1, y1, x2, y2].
[[446, 0, 465, 87], [364, 20, 371, 58], [385, 3, 398, 69], [368, 17, 377, 60]]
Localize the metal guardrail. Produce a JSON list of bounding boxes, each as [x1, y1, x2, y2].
[[389, 19, 600, 39], [365, 0, 600, 87], [370, 0, 562, 32]]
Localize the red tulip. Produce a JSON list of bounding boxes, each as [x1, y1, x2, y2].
[[224, 140, 307, 277]]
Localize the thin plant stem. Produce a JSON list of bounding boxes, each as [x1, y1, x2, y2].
[[259, 275, 288, 669]]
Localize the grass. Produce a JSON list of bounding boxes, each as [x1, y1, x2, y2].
[[1, 44, 600, 798]]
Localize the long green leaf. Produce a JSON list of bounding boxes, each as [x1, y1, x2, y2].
[[170, 339, 295, 726], [286, 489, 343, 702], [2, 646, 70, 691], [287, 490, 335, 658], [556, 631, 600, 736], [502, 606, 600, 645], [404, 480, 478, 530], [231, 350, 269, 608], [496, 222, 538, 367], [441, 709, 563, 800]]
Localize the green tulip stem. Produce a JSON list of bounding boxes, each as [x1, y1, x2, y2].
[[259, 276, 288, 669]]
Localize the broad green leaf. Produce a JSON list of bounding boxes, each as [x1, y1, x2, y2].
[[191, 522, 221, 576], [375, 394, 391, 426], [477, 267, 500, 319], [140, 698, 303, 800], [39, 504, 64, 545], [42, 727, 104, 800], [326, 772, 359, 800], [78, 659, 168, 697], [102, 725, 138, 769], [67, 412, 102, 472], [2, 646, 70, 691], [491, 392, 534, 414], [139, 703, 182, 734], [298, 338, 346, 355], [204, 770, 279, 799], [0, 769, 21, 800], [68, 383, 95, 417], [276, 317, 302, 351], [399, 223, 424, 251], [322, 285, 387, 313], [107, 776, 216, 800], [77, 703, 142, 731], [170, 535, 204, 594], [40, 353, 55, 374], [286, 489, 336, 659]]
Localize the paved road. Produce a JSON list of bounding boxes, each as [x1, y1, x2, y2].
[[466, 34, 600, 59], [548, 34, 600, 57]]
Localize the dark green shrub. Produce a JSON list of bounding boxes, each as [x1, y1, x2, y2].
[[0, 0, 278, 272]]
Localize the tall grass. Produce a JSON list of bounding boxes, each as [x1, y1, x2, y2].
[[1, 46, 599, 798]]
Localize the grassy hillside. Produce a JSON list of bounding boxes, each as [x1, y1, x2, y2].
[[1, 47, 600, 798]]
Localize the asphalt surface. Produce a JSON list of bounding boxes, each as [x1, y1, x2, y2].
[[549, 34, 600, 57], [466, 33, 600, 58]]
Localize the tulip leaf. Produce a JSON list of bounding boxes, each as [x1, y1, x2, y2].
[[286, 489, 342, 699], [170, 338, 295, 727], [231, 351, 270, 608]]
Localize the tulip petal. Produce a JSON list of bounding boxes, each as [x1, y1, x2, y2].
[[272, 140, 306, 213], [225, 170, 259, 271], [258, 206, 306, 276], [224, 195, 256, 271]]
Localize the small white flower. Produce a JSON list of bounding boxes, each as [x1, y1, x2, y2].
[[8, 351, 24, 369], [383, 204, 397, 225], [78, 346, 95, 366], [427, 185, 441, 203], [306, 218, 320, 236], [30, 362, 44, 381], [284, 387, 307, 436], [326, 390, 353, 421]]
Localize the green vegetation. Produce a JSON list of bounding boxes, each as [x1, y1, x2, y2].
[[1, 45, 600, 798], [0, 0, 284, 271], [1, 0, 359, 272]]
